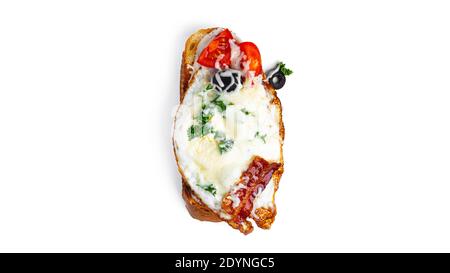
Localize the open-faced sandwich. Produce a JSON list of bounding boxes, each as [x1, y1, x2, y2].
[[173, 28, 291, 234]]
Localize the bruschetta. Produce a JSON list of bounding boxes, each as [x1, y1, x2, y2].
[[173, 28, 286, 234]]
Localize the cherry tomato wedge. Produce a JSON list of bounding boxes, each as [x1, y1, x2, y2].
[[197, 29, 233, 69], [239, 42, 262, 75]]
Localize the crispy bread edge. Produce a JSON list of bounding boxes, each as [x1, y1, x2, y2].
[[174, 28, 285, 228]]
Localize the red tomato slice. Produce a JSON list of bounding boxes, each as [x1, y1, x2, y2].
[[197, 29, 233, 68], [239, 42, 262, 75]]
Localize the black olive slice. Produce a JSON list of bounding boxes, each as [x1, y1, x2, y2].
[[268, 71, 286, 90], [211, 70, 242, 93]]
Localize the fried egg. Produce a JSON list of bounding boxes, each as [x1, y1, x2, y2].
[[174, 70, 282, 213]]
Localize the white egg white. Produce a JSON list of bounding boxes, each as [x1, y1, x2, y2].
[[173, 67, 282, 218]]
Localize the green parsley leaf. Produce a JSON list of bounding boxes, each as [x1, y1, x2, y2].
[[279, 62, 293, 76], [198, 104, 213, 124], [211, 95, 220, 102], [255, 131, 267, 143], [210, 95, 227, 112], [212, 100, 227, 112], [197, 183, 217, 196], [200, 113, 212, 124], [205, 83, 214, 91], [240, 108, 253, 116], [201, 124, 213, 136], [218, 139, 234, 154], [213, 130, 233, 154], [187, 125, 201, 140], [188, 123, 213, 140]]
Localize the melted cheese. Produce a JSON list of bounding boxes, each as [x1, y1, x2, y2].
[[173, 68, 282, 214]]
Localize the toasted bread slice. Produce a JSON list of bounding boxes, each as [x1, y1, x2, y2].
[[174, 28, 285, 233]]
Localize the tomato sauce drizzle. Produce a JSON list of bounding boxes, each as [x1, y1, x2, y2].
[[222, 156, 281, 234]]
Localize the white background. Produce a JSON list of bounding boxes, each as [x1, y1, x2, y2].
[[1, 0, 450, 252]]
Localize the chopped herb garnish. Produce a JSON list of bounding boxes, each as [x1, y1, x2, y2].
[[211, 95, 220, 102], [218, 139, 234, 154], [187, 104, 214, 140], [212, 100, 227, 112], [279, 62, 293, 76], [198, 104, 213, 124], [197, 183, 217, 196], [187, 124, 213, 140], [187, 93, 233, 147], [188, 120, 234, 153], [187, 125, 200, 140], [200, 124, 213, 135], [255, 131, 267, 143], [200, 112, 212, 124], [205, 83, 214, 91], [207, 119, 234, 154], [210, 95, 227, 112], [240, 108, 253, 116]]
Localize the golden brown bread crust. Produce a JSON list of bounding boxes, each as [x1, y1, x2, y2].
[[175, 28, 285, 233], [180, 28, 215, 102]]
